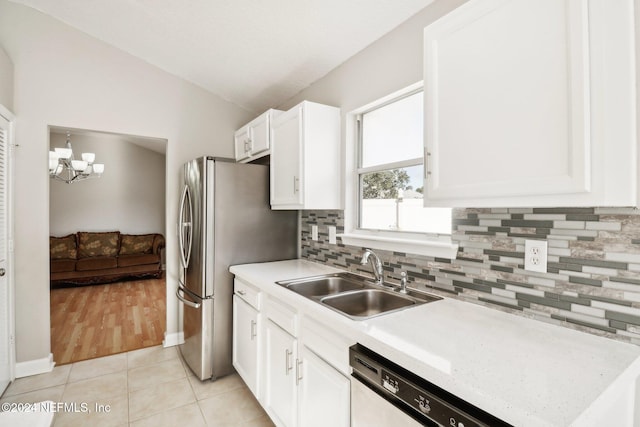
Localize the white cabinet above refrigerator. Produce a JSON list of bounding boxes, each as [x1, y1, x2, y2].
[[234, 109, 283, 163]]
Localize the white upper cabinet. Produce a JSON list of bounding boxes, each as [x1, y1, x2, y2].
[[270, 101, 341, 210], [423, 0, 637, 207], [234, 109, 283, 163]]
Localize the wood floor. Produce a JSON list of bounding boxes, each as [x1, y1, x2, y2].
[[50, 276, 166, 365]]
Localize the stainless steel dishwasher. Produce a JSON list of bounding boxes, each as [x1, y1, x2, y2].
[[349, 344, 513, 427]]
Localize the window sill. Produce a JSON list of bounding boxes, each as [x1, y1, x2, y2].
[[337, 233, 459, 259]]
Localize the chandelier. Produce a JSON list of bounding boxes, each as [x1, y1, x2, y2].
[[49, 132, 105, 184]]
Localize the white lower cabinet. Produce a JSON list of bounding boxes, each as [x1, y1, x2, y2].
[[298, 345, 350, 427], [264, 319, 298, 427], [232, 295, 260, 397], [232, 287, 351, 427]]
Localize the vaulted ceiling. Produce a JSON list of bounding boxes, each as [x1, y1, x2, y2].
[[11, 0, 434, 113]]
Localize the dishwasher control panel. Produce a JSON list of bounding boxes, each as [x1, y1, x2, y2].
[[382, 369, 481, 427], [349, 344, 512, 427]]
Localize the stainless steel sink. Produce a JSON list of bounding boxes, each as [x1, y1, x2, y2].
[[280, 274, 365, 297], [276, 272, 441, 320], [321, 289, 416, 319]]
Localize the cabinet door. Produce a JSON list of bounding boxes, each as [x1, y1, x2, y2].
[[250, 113, 270, 155], [264, 319, 297, 427], [298, 345, 350, 427], [271, 107, 303, 207], [234, 125, 251, 162], [423, 0, 591, 206], [232, 295, 259, 397]]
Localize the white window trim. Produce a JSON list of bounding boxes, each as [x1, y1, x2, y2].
[[338, 81, 458, 259]]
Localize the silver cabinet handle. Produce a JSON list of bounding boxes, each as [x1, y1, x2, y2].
[[296, 359, 303, 385], [237, 290, 246, 296], [424, 147, 432, 179], [250, 320, 257, 340], [293, 176, 299, 193], [285, 349, 293, 375]]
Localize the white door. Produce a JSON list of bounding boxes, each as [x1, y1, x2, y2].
[[249, 113, 270, 155], [232, 295, 260, 397], [0, 111, 13, 393], [423, 0, 592, 206], [271, 107, 303, 207], [298, 345, 350, 427], [264, 319, 297, 427], [234, 125, 251, 161]]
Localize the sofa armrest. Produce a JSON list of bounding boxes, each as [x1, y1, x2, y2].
[[153, 234, 165, 255]]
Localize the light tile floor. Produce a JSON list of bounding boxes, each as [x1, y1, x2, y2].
[[0, 345, 275, 427]]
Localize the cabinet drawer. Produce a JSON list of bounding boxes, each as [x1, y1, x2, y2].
[[265, 297, 297, 336], [301, 316, 352, 376], [234, 279, 260, 310]]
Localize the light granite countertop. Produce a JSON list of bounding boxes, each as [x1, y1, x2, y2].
[[229, 259, 640, 427]]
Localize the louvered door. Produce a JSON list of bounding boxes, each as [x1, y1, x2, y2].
[[0, 113, 11, 393]]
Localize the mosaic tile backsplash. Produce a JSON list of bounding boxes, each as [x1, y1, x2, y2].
[[301, 208, 640, 345]]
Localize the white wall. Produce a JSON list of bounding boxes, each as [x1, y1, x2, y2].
[[0, 0, 253, 364], [277, 0, 468, 253], [49, 132, 166, 236], [279, 0, 468, 122], [0, 44, 13, 111]]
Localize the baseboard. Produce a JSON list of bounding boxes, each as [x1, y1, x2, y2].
[[15, 354, 55, 378], [162, 332, 184, 347]]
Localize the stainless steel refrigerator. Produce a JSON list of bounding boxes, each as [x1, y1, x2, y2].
[[176, 157, 298, 380]]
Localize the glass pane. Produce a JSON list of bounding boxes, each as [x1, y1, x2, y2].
[[360, 165, 450, 234], [361, 91, 423, 168]]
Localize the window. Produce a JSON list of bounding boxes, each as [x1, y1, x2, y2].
[[357, 88, 450, 235], [340, 82, 456, 258]]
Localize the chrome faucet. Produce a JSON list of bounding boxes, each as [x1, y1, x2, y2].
[[398, 271, 408, 294], [360, 249, 384, 285]]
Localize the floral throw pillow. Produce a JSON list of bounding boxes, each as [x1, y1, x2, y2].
[[120, 234, 155, 255], [78, 232, 120, 258], [50, 234, 77, 260]]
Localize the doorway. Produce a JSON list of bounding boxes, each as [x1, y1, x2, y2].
[[0, 108, 15, 394], [48, 127, 167, 365]]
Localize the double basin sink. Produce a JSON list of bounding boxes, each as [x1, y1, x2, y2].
[[276, 272, 441, 320]]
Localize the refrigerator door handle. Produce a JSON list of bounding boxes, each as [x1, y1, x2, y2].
[[178, 184, 193, 269], [176, 282, 201, 309]]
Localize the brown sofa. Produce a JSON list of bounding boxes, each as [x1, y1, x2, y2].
[[50, 231, 165, 287]]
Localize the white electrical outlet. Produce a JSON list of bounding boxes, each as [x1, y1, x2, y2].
[[328, 226, 336, 244], [311, 225, 318, 241], [524, 239, 548, 273]]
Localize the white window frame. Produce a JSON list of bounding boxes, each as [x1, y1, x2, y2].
[[338, 81, 458, 259]]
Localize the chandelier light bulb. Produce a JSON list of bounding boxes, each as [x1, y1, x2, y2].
[[92, 163, 105, 174], [71, 160, 88, 172], [54, 147, 72, 159], [81, 152, 95, 163], [48, 158, 58, 173]]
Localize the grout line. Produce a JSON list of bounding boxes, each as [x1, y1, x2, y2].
[[126, 353, 130, 425], [4, 346, 272, 426]]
